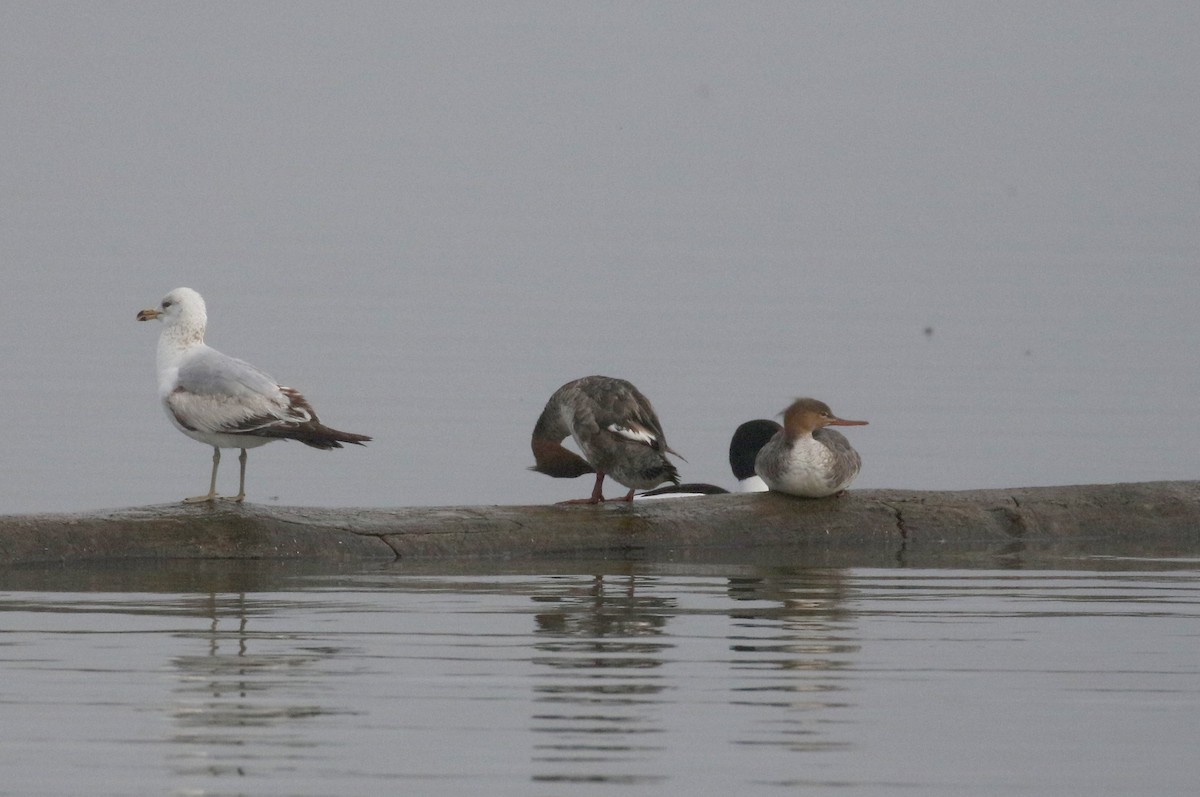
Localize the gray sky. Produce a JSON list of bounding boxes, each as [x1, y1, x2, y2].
[[2, 2, 1197, 510]]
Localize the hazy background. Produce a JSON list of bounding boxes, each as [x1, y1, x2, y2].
[[1, 1, 1197, 513]]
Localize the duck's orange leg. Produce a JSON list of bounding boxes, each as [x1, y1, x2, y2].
[[559, 472, 607, 505]]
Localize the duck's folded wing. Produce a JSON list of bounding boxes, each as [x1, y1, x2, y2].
[[600, 390, 682, 458], [606, 421, 659, 447]]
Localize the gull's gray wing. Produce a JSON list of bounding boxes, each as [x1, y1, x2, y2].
[[167, 346, 309, 435]]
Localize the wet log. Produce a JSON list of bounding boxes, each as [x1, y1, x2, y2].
[[2, 481, 1199, 568]]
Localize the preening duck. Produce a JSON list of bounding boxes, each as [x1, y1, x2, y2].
[[530, 375, 682, 503]]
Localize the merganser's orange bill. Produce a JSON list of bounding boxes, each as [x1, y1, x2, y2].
[[826, 417, 868, 426]]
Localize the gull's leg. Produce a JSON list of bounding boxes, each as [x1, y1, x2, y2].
[[184, 447, 221, 503], [226, 448, 248, 503]]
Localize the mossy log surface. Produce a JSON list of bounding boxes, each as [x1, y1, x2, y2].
[[2, 481, 1198, 568]]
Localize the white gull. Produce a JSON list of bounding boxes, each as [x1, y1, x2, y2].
[[137, 287, 370, 503]]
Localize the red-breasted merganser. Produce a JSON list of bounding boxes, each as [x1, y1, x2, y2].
[[754, 398, 867, 497], [639, 418, 781, 497], [137, 287, 370, 503], [530, 375, 682, 503]]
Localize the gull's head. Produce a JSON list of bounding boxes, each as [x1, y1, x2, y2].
[[137, 287, 207, 333]]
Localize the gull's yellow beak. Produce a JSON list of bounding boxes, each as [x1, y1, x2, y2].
[[136, 307, 161, 321]]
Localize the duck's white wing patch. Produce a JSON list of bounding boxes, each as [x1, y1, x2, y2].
[[607, 422, 658, 447]]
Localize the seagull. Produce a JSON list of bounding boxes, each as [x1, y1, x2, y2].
[[137, 287, 370, 503], [530, 375, 682, 503]]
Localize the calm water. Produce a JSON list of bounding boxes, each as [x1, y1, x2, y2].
[[3, 560, 1199, 796]]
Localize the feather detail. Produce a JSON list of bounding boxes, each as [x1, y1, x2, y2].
[[607, 421, 659, 448]]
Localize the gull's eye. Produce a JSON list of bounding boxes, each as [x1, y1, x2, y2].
[[162, 300, 173, 309]]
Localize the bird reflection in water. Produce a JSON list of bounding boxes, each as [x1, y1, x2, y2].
[[167, 592, 345, 782], [526, 567, 858, 787], [529, 573, 674, 787], [724, 569, 858, 754]]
